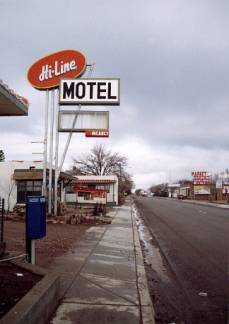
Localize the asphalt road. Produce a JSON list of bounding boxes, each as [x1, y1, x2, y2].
[[134, 197, 229, 324]]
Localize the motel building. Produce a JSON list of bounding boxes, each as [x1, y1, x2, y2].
[[0, 161, 43, 211], [65, 175, 118, 206], [0, 161, 72, 211], [0, 160, 118, 211]]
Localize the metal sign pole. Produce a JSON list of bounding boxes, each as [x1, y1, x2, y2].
[[58, 105, 81, 178], [31, 240, 35, 264], [54, 90, 60, 216], [42, 90, 49, 196], [58, 64, 94, 177], [48, 91, 55, 215]]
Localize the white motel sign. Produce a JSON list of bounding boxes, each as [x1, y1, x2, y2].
[[59, 78, 120, 105], [58, 110, 109, 132]]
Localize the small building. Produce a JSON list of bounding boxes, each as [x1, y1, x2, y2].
[[168, 184, 180, 198], [179, 181, 193, 198], [65, 175, 118, 206], [0, 161, 70, 211], [0, 161, 43, 210]]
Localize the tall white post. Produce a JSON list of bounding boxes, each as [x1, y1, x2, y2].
[[58, 105, 81, 178], [54, 90, 59, 216], [48, 91, 55, 215], [42, 90, 49, 196]]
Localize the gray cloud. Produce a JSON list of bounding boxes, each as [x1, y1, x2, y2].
[[0, 0, 229, 187]]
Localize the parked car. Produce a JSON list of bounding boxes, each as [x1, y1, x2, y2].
[[177, 194, 187, 200]]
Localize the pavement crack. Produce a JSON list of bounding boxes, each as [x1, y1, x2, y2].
[[62, 300, 141, 307], [80, 273, 139, 306]]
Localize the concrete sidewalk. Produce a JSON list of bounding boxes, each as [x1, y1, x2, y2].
[[49, 201, 155, 324]]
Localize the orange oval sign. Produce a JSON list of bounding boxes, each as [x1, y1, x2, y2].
[[27, 50, 86, 90]]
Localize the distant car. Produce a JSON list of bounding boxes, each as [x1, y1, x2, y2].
[[177, 194, 187, 200]]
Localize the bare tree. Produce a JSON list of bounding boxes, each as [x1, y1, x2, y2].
[[0, 150, 5, 162], [72, 144, 128, 176], [71, 144, 134, 193]]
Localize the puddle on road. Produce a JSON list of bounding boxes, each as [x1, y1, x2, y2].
[[132, 204, 186, 324], [132, 205, 170, 283]]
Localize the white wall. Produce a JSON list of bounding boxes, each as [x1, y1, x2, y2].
[[65, 193, 76, 203], [77, 197, 106, 204], [0, 161, 43, 210], [76, 175, 118, 205], [65, 175, 119, 205]]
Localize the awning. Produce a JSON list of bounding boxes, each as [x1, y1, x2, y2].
[[13, 169, 43, 180], [74, 179, 116, 184], [0, 80, 29, 116]]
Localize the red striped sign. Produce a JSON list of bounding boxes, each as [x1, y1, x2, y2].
[[85, 130, 109, 137]]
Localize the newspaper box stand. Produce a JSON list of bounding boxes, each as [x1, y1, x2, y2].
[[26, 196, 46, 263]]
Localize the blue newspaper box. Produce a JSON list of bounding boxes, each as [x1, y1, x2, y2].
[[26, 196, 46, 240]]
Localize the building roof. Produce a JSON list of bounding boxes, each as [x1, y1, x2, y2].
[[168, 183, 181, 188], [73, 175, 118, 184], [12, 168, 74, 183], [0, 80, 29, 116]]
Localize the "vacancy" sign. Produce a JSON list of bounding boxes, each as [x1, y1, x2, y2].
[[59, 78, 120, 105]]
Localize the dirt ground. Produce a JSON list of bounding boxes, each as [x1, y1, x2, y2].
[[4, 220, 91, 268], [0, 220, 91, 319], [0, 262, 42, 318]]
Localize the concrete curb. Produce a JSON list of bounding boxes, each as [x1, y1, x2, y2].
[[131, 203, 156, 324], [180, 199, 229, 209], [0, 262, 60, 324], [155, 196, 229, 209]]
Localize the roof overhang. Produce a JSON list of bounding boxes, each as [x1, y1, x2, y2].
[[13, 169, 43, 180], [0, 81, 29, 116]]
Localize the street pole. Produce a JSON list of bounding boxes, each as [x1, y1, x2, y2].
[[58, 105, 81, 178], [54, 89, 59, 216], [48, 91, 55, 215], [42, 90, 49, 197]]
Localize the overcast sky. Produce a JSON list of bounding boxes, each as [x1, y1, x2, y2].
[[1, 0, 229, 189]]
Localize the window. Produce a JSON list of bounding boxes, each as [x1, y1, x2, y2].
[[88, 184, 96, 189], [96, 184, 110, 192], [85, 193, 91, 200], [17, 180, 42, 203], [66, 185, 74, 194], [78, 192, 93, 200]]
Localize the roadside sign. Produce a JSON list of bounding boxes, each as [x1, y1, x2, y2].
[[192, 171, 212, 185], [194, 185, 210, 195], [27, 50, 86, 90], [85, 130, 109, 137], [58, 110, 109, 132], [59, 78, 120, 105], [216, 179, 223, 189]]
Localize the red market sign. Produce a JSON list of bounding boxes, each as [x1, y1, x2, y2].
[[191, 171, 212, 185], [85, 130, 109, 137], [192, 171, 209, 177], [27, 50, 86, 90], [72, 185, 109, 194]]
